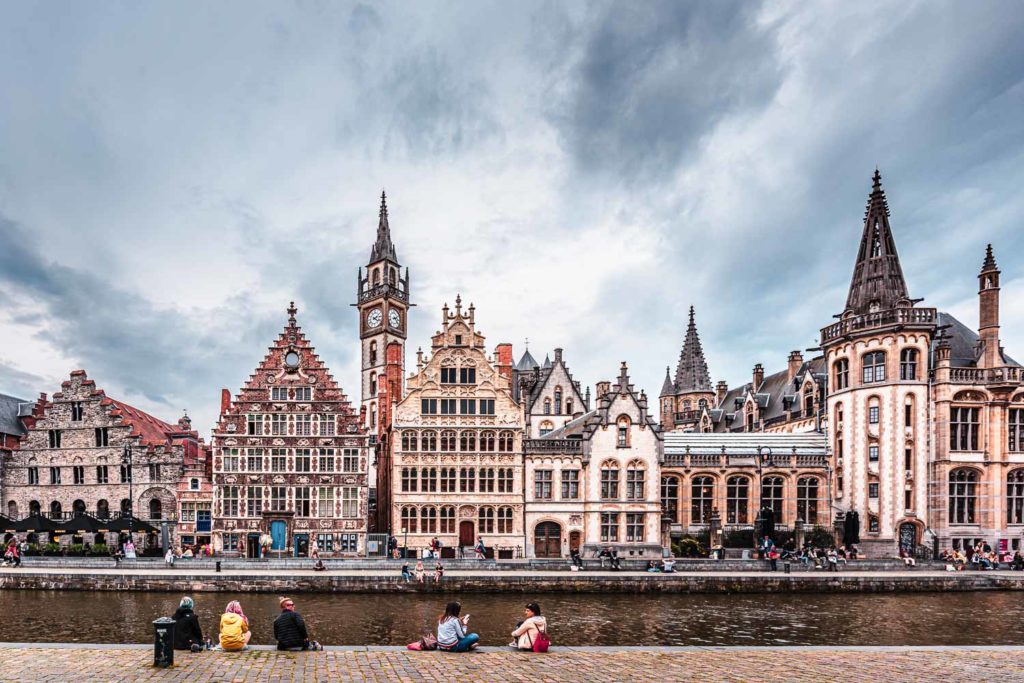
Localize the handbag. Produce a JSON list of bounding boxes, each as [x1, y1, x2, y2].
[[530, 625, 550, 653], [420, 633, 438, 651]]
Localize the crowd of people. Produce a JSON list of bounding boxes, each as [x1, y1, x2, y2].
[[388, 535, 491, 561], [758, 535, 860, 572], [941, 543, 1024, 571]]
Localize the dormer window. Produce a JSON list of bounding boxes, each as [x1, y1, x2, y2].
[[454, 335, 463, 345]]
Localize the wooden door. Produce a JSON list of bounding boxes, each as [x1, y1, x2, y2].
[[459, 520, 474, 547], [534, 522, 562, 558]]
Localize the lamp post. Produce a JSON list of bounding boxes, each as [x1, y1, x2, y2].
[[755, 446, 775, 545], [402, 527, 408, 560], [122, 443, 134, 542]]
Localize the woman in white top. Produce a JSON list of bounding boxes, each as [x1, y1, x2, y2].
[[436, 602, 479, 652], [510, 602, 548, 650]]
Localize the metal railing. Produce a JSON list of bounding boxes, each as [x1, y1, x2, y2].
[[524, 439, 583, 454], [357, 283, 408, 304]]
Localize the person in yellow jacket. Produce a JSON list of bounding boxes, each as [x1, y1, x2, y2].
[[218, 600, 251, 651]]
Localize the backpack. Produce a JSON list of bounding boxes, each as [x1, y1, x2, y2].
[[530, 625, 550, 653]]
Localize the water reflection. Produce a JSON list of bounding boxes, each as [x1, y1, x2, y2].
[[3, 590, 1019, 647]]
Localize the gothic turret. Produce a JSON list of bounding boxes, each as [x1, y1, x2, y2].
[[844, 169, 910, 315], [674, 306, 713, 392], [369, 190, 399, 265], [978, 243, 1003, 368], [661, 306, 715, 432]]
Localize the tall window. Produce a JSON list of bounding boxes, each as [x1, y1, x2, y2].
[[73, 466, 85, 484], [271, 486, 287, 510], [402, 431, 417, 451], [498, 506, 513, 534], [295, 415, 311, 436], [249, 449, 265, 472], [1007, 473, 1024, 528], [625, 513, 645, 542], [71, 401, 84, 421], [479, 507, 495, 534], [401, 506, 417, 533], [797, 477, 819, 524], [294, 449, 311, 472], [460, 431, 476, 452], [950, 407, 980, 451], [271, 449, 288, 472], [498, 431, 514, 452], [440, 467, 456, 493], [617, 416, 630, 447], [803, 385, 815, 418], [247, 486, 263, 517], [562, 470, 580, 500], [534, 470, 553, 500], [342, 449, 359, 472], [900, 349, 918, 380], [401, 467, 417, 492], [869, 445, 879, 461], [421, 506, 437, 533], [50, 467, 61, 485], [761, 476, 784, 523], [554, 388, 563, 414], [460, 467, 476, 493], [222, 486, 240, 517], [1009, 409, 1024, 452], [600, 462, 620, 499], [478, 467, 494, 492], [868, 405, 879, 424], [833, 358, 849, 390], [28, 467, 39, 485], [319, 414, 335, 436], [441, 367, 456, 384], [479, 399, 495, 415], [48, 430, 61, 448], [691, 476, 714, 525], [726, 476, 749, 524], [440, 506, 455, 534], [248, 415, 261, 435], [422, 431, 437, 451], [600, 512, 619, 542], [95, 427, 109, 447], [543, 399, 551, 415], [862, 351, 886, 384], [316, 487, 334, 517], [341, 488, 358, 517], [949, 469, 978, 524], [421, 467, 437, 493], [660, 476, 679, 522], [498, 468, 514, 493], [271, 415, 287, 435], [440, 431, 456, 452], [480, 431, 495, 451], [295, 487, 311, 516], [459, 367, 476, 384], [626, 462, 645, 500]]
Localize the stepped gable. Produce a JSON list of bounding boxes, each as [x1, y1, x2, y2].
[[544, 362, 660, 443]]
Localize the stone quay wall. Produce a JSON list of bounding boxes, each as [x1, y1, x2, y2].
[[1, 571, 1021, 595]]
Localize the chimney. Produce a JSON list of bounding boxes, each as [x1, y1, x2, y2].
[[978, 244, 1002, 368], [220, 389, 231, 415], [752, 364, 764, 391], [715, 380, 728, 406], [787, 350, 803, 383], [596, 381, 611, 400], [554, 348, 563, 363], [495, 343, 513, 383]]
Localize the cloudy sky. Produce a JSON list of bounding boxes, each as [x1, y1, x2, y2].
[[1, 1, 1023, 434]]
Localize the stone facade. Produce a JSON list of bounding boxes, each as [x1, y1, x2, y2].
[[526, 363, 664, 559], [387, 298, 524, 554], [211, 304, 369, 557], [517, 348, 589, 438], [1, 370, 201, 549]]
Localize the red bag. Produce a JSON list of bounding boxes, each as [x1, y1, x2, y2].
[[531, 627, 550, 653]]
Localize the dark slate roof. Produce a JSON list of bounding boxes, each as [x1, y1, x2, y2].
[[710, 356, 825, 433], [660, 367, 674, 397], [672, 306, 713, 393], [515, 349, 539, 373], [368, 191, 399, 264], [0, 393, 29, 437], [934, 311, 1019, 368], [844, 169, 910, 315]]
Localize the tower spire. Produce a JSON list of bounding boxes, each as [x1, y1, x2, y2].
[[673, 306, 713, 392], [844, 169, 909, 314], [369, 189, 399, 264]]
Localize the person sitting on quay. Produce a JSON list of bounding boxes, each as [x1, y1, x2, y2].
[[826, 548, 839, 572], [313, 558, 327, 572], [1013, 551, 1024, 571], [218, 601, 251, 651], [899, 549, 917, 567], [274, 597, 322, 651], [661, 557, 676, 573], [570, 547, 584, 570], [436, 601, 479, 652], [433, 561, 444, 583], [646, 560, 659, 573], [172, 596, 205, 653], [401, 561, 412, 583], [597, 547, 611, 569], [509, 602, 548, 651], [414, 560, 426, 583], [609, 548, 622, 571]]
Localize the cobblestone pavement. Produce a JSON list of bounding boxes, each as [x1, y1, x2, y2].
[[1, 646, 1022, 682]]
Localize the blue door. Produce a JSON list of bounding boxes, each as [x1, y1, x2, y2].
[[197, 510, 212, 533], [270, 520, 286, 551]]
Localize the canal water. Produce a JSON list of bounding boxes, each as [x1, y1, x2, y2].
[[3, 590, 1020, 646]]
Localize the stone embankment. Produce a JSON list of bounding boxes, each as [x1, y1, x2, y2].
[[2, 566, 1023, 594]]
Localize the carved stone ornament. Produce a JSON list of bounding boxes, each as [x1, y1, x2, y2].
[[320, 520, 332, 529], [267, 375, 276, 383], [459, 506, 476, 518], [273, 475, 285, 484], [248, 521, 259, 529], [227, 424, 237, 432]]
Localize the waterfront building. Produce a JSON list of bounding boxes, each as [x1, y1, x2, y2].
[[175, 414, 214, 550], [0, 393, 32, 462], [1, 370, 201, 549], [211, 304, 369, 557], [525, 362, 664, 559], [516, 347, 589, 438], [385, 297, 524, 554], [356, 192, 411, 523]]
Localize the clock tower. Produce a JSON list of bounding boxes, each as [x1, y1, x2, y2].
[[356, 191, 410, 439]]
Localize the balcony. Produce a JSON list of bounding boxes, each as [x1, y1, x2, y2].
[[821, 307, 936, 344], [949, 366, 1022, 386], [524, 439, 583, 454], [357, 283, 408, 304], [663, 452, 829, 469], [672, 410, 701, 424]]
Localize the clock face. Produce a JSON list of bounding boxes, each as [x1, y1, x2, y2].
[[388, 309, 401, 329], [367, 309, 383, 328], [284, 351, 300, 368]]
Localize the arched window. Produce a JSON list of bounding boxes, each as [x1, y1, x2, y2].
[[96, 499, 110, 519], [726, 476, 749, 524], [862, 351, 886, 384], [797, 477, 819, 524], [617, 415, 631, 448], [761, 476, 785, 523], [440, 467, 456, 493], [400, 506, 417, 533], [49, 501, 62, 519], [369, 341, 377, 365], [949, 469, 977, 524], [388, 268, 396, 286], [440, 506, 456, 534], [745, 405, 755, 432], [835, 403, 844, 428], [660, 476, 680, 523], [554, 387, 563, 414], [803, 384, 815, 418], [951, 406, 981, 451], [370, 403, 377, 429], [369, 372, 377, 397], [422, 431, 437, 451], [420, 467, 437, 493], [72, 499, 86, 515], [479, 506, 495, 534], [480, 431, 495, 451], [498, 431, 514, 452], [1010, 407, 1024, 452], [420, 506, 437, 534], [566, 399, 574, 415], [29, 500, 41, 516], [900, 349, 918, 381], [460, 431, 476, 452], [539, 420, 554, 437], [149, 498, 162, 520], [7, 501, 17, 518], [600, 461, 620, 500], [691, 476, 714, 525], [497, 506, 513, 534], [402, 431, 417, 451], [833, 358, 849, 390], [120, 498, 131, 515], [626, 460, 645, 500], [440, 430, 456, 452], [372, 268, 380, 286], [543, 398, 551, 415]]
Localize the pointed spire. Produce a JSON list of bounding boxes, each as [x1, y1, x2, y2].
[[660, 366, 675, 397], [673, 306, 713, 393], [543, 354, 552, 370], [982, 243, 997, 272], [368, 189, 399, 265], [844, 169, 909, 314]]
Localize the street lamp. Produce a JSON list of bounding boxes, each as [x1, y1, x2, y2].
[[402, 527, 408, 560], [122, 443, 134, 542], [755, 446, 775, 546]]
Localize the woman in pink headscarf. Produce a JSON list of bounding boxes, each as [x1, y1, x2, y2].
[[219, 600, 251, 651]]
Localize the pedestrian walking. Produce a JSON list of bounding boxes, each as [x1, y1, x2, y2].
[[474, 538, 486, 560]]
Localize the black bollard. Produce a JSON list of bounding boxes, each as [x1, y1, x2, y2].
[[216, 560, 222, 573], [784, 562, 791, 574], [153, 617, 176, 668]]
